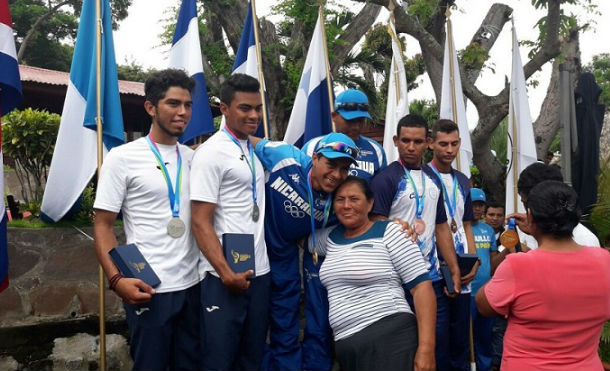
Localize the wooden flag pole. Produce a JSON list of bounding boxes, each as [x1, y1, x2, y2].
[[250, 0, 270, 139], [318, 4, 336, 132], [510, 21, 520, 214], [386, 19, 403, 105], [94, 0, 107, 369], [445, 7, 461, 170]]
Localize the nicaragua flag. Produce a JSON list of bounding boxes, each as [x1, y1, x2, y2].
[[383, 21, 409, 164], [230, 1, 267, 138], [283, 12, 332, 147], [170, 0, 215, 144], [41, 0, 124, 222], [0, 0, 22, 293], [440, 20, 472, 178], [505, 20, 536, 216]]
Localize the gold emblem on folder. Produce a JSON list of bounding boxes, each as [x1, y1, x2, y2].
[[231, 250, 251, 264], [130, 261, 147, 273]]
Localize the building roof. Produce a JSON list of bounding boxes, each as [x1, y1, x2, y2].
[[18, 64, 144, 96]]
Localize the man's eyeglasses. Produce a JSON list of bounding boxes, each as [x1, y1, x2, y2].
[[336, 102, 369, 112], [318, 142, 359, 158]]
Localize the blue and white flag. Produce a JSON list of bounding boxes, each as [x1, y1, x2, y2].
[[440, 19, 472, 177], [169, 0, 215, 144], [230, 1, 267, 137], [0, 0, 22, 293], [41, 0, 124, 222], [505, 20, 536, 216], [283, 12, 332, 147]]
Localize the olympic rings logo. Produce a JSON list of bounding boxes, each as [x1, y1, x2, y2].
[[348, 169, 358, 176], [284, 200, 305, 218]]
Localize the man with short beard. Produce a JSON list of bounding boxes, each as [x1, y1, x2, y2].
[[94, 69, 200, 371]]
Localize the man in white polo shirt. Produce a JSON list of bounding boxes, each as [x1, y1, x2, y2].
[[190, 73, 270, 370]]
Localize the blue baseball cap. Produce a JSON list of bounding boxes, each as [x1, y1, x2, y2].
[[314, 132, 359, 165], [334, 89, 372, 121], [470, 188, 487, 203]]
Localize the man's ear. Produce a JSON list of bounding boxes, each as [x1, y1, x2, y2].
[[144, 101, 155, 117], [219, 102, 229, 117], [393, 135, 399, 148]]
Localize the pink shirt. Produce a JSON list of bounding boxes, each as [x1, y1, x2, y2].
[[485, 247, 610, 371]]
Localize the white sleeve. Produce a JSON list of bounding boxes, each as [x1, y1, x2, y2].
[[93, 148, 127, 213], [573, 223, 601, 247], [384, 222, 429, 286], [189, 145, 222, 203]]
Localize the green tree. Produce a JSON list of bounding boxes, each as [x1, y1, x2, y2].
[[116, 59, 157, 82], [584, 53, 610, 109], [2, 109, 60, 206], [10, 0, 132, 71]]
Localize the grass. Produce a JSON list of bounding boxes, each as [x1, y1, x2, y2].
[[8, 218, 123, 228]]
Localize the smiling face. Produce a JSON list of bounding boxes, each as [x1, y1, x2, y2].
[[310, 154, 352, 193], [145, 86, 193, 144], [221, 91, 262, 139], [472, 201, 486, 221], [429, 130, 461, 168], [394, 126, 428, 168], [334, 181, 373, 231]]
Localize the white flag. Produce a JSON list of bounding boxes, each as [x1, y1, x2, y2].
[[440, 22, 472, 177], [505, 21, 537, 216], [383, 22, 409, 164]]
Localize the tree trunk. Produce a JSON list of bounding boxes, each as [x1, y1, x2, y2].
[[17, 0, 71, 62]]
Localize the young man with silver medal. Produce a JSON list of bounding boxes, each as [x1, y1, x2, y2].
[[190, 74, 270, 370], [93, 69, 201, 371]]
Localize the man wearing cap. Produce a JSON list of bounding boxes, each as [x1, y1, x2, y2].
[[249, 132, 358, 371], [469, 188, 497, 371], [427, 119, 478, 371], [302, 89, 386, 181]]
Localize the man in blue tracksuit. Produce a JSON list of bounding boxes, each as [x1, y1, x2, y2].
[[250, 132, 358, 371], [302, 89, 386, 181]]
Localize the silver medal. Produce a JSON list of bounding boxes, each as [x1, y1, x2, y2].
[[167, 217, 186, 238], [252, 204, 260, 222]]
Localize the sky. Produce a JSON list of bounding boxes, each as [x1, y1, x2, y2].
[[112, 0, 610, 126]]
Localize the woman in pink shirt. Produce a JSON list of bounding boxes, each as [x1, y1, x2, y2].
[[476, 180, 610, 371]]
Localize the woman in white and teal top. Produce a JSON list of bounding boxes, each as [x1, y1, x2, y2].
[[309, 176, 437, 371]]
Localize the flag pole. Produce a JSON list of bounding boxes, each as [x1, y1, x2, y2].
[[386, 12, 403, 105], [511, 107, 519, 212], [318, 4, 336, 132], [445, 7, 461, 170], [250, 0, 269, 139], [95, 0, 107, 369]]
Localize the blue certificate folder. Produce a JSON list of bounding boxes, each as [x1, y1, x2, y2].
[[222, 233, 255, 277], [109, 244, 161, 288]]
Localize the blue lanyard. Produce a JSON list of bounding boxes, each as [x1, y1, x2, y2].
[[306, 171, 332, 249], [145, 135, 182, 218], [429, 161, 458, 220], [400, 161, 425, 219], [222, 127, 257, 205]]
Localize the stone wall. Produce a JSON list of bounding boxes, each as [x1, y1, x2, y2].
[[0, 227, 129, 370]]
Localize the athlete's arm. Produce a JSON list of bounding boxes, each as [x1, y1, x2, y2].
[[191, 201, 253, 292], [411, 280, 436, 371], [93, 209, 155, 305], [435, 222, 461, 296]]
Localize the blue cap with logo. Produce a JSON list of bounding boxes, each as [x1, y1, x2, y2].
[[314, 132, 359, 165], [470, 188, 487, 203], [334, 89, 372, 121]]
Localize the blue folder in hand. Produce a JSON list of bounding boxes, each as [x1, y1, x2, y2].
[[109, 243, 161, 288], [222, 233, 255, 277]]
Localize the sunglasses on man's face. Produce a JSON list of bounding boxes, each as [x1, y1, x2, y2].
[[318, 141, 359, 158], [336, 102, 369, 112]]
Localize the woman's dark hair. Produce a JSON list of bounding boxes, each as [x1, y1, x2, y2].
[[336, 176, 374, 201], [527, 180, 580, 238]]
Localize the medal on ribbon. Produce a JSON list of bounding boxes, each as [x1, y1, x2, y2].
[[401, 162, 426, 236], [146, 135, 185, 238], [307, 171, 332, 266], [430, 162, 460, 234]]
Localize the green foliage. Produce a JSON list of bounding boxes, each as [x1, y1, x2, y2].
[[10, 0, 132, 71], [490, 118, 508, 166], [407, 0, 438, 27], [409, 99, 439, 125], [116, 59, 157, 82], [583, 53, 610, 109], [75, 184, 96, 222], [600, 321, 610, 364], [2, 108, 60, 205], [459, 42, 491, 72], [589, 159, 610, 246]]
